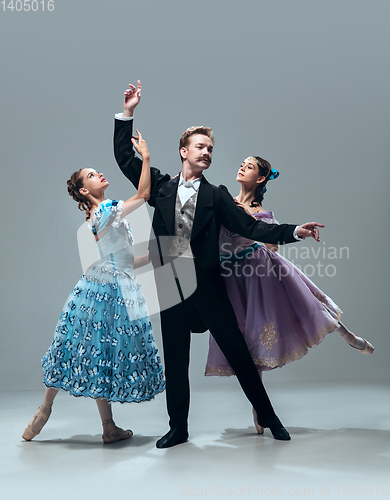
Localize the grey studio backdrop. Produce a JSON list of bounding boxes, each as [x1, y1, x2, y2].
[[0, 0, 389, 393]]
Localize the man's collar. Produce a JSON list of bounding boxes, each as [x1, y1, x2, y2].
[[179, 173, 202, 189]]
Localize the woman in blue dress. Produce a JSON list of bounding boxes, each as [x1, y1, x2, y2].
[[23, 131, 165, 443]]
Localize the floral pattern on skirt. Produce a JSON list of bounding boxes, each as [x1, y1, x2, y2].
[[42, 267, 165, 403]]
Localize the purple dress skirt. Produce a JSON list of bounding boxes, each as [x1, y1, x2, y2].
[[205, 211, 342, 376]]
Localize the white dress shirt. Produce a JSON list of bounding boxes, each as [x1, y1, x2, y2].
[[177, 173, 201, 206]]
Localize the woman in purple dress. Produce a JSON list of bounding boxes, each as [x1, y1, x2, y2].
[[205, 156, 374, 433]]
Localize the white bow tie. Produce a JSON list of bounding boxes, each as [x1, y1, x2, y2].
[[180, 179, 197, 189], [180, 180, 195, 189]]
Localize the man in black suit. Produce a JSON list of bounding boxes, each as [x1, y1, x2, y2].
[[114, 81, 324, 448]]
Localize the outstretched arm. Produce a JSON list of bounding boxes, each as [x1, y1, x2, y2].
[[218, 185, 323, 244], [218, 186, 296, 244]]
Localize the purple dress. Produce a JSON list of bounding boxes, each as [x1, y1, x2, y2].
[[205, 211, 342, 376]]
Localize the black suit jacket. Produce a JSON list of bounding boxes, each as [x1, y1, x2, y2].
[[114, 118, 298, 271]]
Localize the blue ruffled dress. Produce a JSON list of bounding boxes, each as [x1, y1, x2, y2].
[[41, 199, 165, 403]]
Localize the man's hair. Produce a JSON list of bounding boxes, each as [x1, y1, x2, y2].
[[179, 126, 215, 162]]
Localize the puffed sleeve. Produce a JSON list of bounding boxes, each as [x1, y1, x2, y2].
[[256, 212, 280, 225], [87, 199, 124, 236]]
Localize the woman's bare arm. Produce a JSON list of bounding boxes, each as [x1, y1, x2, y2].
[[122, 130, 151, 217]]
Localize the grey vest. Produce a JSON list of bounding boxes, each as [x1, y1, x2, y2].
[[168, 190, 199, 258]]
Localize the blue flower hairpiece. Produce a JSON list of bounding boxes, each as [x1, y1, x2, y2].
[[260, 168, 279, 194]]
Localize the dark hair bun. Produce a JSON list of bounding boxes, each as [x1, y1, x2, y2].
[[249, 156, 272, 208], [67, 169, 93, 220]]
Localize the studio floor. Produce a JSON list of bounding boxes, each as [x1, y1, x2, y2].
[[1, 380, 389, 500]]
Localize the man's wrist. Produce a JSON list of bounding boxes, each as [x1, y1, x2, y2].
[[122, 109, 134, 118], [293, 226, 305, 240], [115, 112, 133, 121]]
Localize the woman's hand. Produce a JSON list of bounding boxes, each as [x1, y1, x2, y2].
[[131, 130, 150, 159]]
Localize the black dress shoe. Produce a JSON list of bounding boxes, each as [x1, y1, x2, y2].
[[156, 428, 189, 449], [258, 415, 291, 441]]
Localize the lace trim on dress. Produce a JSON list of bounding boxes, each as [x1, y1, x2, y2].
[[251, 210, 279, 225], [87, 266, 133, 279], [87, 206, 103, 231], [83, 268, 141, 293], [112, 200, 124, 228], [120, 218, 134, 246], [42, 379, 165, 404], [77, 275, 144, 302], [260, 216, 279, 225], [205, 309, 342, 376]]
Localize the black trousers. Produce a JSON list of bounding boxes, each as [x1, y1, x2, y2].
[[159, 263, 277, 431]]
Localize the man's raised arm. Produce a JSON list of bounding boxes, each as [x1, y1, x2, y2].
[[114, 80, 170, 206]]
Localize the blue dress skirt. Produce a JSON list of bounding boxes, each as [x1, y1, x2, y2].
[[41, 199, 165, 403]]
